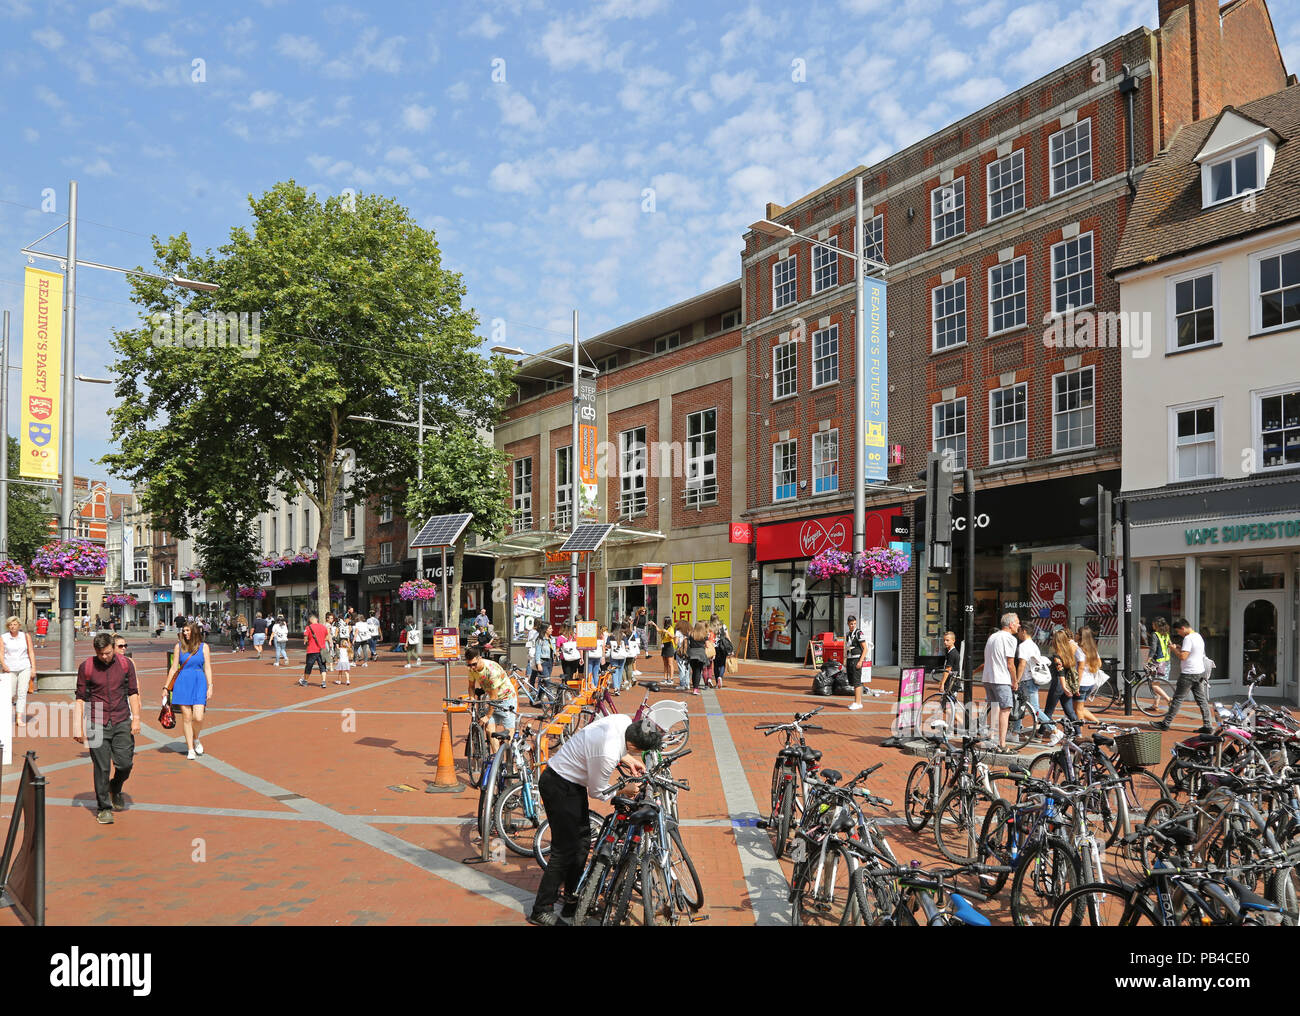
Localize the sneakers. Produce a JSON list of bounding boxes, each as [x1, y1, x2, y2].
[[321, 681, 327, 689], [527, 910, 561, 927], [110, 792, 125, 811], [297, 678, 307, 687], [1048, 729, 1064, 745], [96, 809, 114, 825], [848, 702, 863, 711], [195, 741, 204, 756], [403, 664, 411, 669], [1150, 720, 1170, 731], [187, 749, 197, 760]]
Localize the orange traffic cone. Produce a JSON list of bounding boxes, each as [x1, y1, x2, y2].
[[426, 716, 463, 793]]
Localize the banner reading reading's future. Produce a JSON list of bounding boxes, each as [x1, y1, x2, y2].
[[21, 267, 62, 480]]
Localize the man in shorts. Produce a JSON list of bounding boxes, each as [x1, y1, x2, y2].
[[981, 612, 1019, 752], [251, 612, 268, 660], [465, 645, 517, 738], [298, 613, 330, 688]]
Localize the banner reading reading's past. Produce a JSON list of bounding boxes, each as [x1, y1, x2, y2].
[[21, 267, 62, 479]]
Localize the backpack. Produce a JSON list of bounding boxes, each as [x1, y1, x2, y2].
[[1025, 655, 1053, 688]]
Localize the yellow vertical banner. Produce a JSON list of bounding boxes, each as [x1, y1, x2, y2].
[[21, 267, 62, 479]]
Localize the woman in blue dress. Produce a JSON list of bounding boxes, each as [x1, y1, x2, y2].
[[163, 621, 214, 761]]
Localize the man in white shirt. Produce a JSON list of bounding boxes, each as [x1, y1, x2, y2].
[[528, 714, 662, 927], [1009, 625, 1058, 745], [1153, 617, 1213, 731], [981, 612, 1019, 751]]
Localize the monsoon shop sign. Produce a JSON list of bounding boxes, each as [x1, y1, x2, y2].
[[1185, 519, 1300, 546]]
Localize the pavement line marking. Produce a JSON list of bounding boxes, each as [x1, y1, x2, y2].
[[701, 688, 788, 927], [195, 751, 535, 916], [46, 797, 317, 821]]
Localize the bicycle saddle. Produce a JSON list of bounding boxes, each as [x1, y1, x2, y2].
[[489, 732, 511, 742], [627, 803, 660, 825], [820, 768, 843, 785], [1091, 733, 1114, 747], [949, 893, 992, 927], [1224, 876, 1279, 911], [611, 795, 639, 813], [778, 745, 823, 763]]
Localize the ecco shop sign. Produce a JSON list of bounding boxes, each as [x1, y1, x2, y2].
[[952, 514, 990, 531], [1186, 519, 1300, 546]]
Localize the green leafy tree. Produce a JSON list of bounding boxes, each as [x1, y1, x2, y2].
[[4, 436, 51, 565], [403, 427, 511, 630], [192, 505, 262, 624], [102, 181, 514, 607]]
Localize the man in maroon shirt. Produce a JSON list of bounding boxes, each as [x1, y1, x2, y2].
[[72, 632, 141, 825], [299, 613, 329, 689]]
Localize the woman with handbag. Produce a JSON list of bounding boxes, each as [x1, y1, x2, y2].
[[0, 616, 36, 764], [586, 625, 607, 683], [558, 624, 582, 680], [709, 615, 730, 689], [686, 621, 708, 695], [1074, 626, 1103, 724], [659, 616, 676, 685], [163, 621, 214, 761], [1043, 628, 1081, 727], [533, 622, 556, 683]]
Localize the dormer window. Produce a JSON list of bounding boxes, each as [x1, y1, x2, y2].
[[1194, 108, 1279, 210]]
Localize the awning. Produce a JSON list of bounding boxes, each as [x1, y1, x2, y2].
[[473, 527, 665, 559]]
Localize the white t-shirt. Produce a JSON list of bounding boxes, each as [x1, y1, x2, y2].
[[548, 714, 633, 798], [336, 646, 351, 670], [983, 629, 1018, 686], [1014, 637, 1037, 681], [272, 622, 288, 643], [1179, 631, 1206, 674]]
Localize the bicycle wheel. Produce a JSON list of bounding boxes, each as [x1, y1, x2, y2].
[[604, 851, 642, 927], [772, 781, 795, 860], [791, 839, 854, 927], [1010, 835, 1080, 926], [574, 855, 614, 926], [1135, 677, 1174, 717], [667, 822, 704, 911], [1266, 868, 1299, 927], [934, 786, 996, 865], [533, 812, 603, 869], [1050, 882, 1159, 926], [642, 853, 680, 926], [976, 798, 1016, 895], [846, 865, 898, 926], [1092, 677, 1121, 714], [466, 722, 487, 787], [662, 716, 690, 751], [1119, 768, 1168, 821], [495, 780, 545, 857], [904, 761, 934, 832], [1028, 751, 1063, 785]]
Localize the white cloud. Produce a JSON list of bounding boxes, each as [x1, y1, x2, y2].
[[22, 127, 38, 143], [710, 69, 756, 104], [465, 13, 504, 39], [551, 141, 603, 178], [950, 75, 1007, 109], [34, 84, 62, 108], [144, 32, 185, 58], [83, 156, 112, 176], [928, 49, 972, 80], [32, 26, 63, 49], [244, 89, 279, 110], [400, 103, 435, 130], [446, 80, 470, 104], [495, 88, 540, 129], [618, 65, 673, 113], [275, 34, 323, 63], [489, 161, 537, 193], [323, 27, 405, 77], [538, 18, 607, 71], [87, 8, 114, 31], [720, 6, 778, 61], [224, 17, 257, 57]]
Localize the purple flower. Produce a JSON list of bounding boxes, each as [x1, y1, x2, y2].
[[31, 540, 108, 579]]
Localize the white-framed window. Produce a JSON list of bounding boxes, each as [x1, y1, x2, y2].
[[812, 324, 839, 387], [75, 586, 88, 621], [863, 213, 884, 266], [286, 514, 295, 551], [773, 341, 797, 400], [1052, 366, 1095, 452], [773, 256, 797, 310], [989, 383, 1027, 464], [512, 457, 533, 530], [133, 557, 149, 584], [685, 409, 718, 507], [812, 429, 839, 494], [1167, 268, 1218, 351], [379, 541, 393, 564], [933, 399, 967, 469], [344, 506, 356, 540], [1051, 232, 1094, 314], [1203, 148, 1260, 206], [812, 238, 839, 293], [270, 516, 278, 552], [1049, 118, 1092, 195], [931, 178, 965, 245], [555, 445, 572, 531], [988, 257, 1027, 335], [77, 519, 90, 539], [772, 439, 797, 502], [1252, 243, 1300, 334], [987, 150, 1025, 221], [932, 278, 967, 351], [721, 309, 741, 330], [619, 427, 648, 517], [653, 332, 680, 355], [596, 354, 618, 374], [378, 495, 393, 524], [1255, 385, 1300, 471], [1169, 402, 1219, 481]]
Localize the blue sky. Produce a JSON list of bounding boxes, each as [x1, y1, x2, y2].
[[2, 0, 1298, 484]]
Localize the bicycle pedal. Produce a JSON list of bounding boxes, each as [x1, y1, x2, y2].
[[689, 913, 711, 923], [754, 819, 769, 829]]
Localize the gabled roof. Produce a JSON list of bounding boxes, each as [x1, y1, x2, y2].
[[1193, 106, 1281, 163], [1112, 85, 1300, 276]]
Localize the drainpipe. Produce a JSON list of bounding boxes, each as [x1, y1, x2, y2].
[[1119, 64, 1140, 198]]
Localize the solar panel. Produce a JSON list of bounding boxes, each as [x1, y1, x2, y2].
[[409, 512, 474, 549], [559, 523, 615, 553]]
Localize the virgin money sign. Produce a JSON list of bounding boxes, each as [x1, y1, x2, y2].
[[757, 509, 901, 562]]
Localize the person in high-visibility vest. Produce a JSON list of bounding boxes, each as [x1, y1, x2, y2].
[[1150, 617, 1173, 677]]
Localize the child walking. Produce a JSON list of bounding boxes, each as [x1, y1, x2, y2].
[[333, 639, 353, 686]]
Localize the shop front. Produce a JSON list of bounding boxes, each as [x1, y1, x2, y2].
[[914, 473, 1120, 663], [756, 508, 902, 663], [152, 588, 174, 630], [1127, 476, 1300, 703], [419, 552, 494, 629], [360, 562, 413, 638]]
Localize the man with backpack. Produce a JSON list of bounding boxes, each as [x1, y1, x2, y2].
[[846, 616, 868, 711]]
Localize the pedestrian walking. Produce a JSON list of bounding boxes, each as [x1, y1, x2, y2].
[[1, 617, 36, 752], [981, 612, 1019, 751], [73, 633, 140, 824], [1009, 625, 1057, 744], [686, 621, 708, 695], [659, 616, 676, 685], [299, 613, 330, 688], [1074, 625, 1103, 724], [845, 615, 867, 711], [475, 607, 490, 630], [251, 611, 267, 660], [607, 628, 628, 693], [403, 615, 423, 668], [162, 621, 213, 762], [270, 614, 289, 666], [34, 614, 49, 648], [626, 625, 642, 679], [367, 611, 381, 661], [333, 639, 353, 686], [1152, 617, 1214, 731], [1043, 628, 1081, 727], [528, 714, 661, 926], [675, 621, 690, 691], [532, 622, 556, 682], [586, 624, 607, 683], [710, 615, 731, 689]]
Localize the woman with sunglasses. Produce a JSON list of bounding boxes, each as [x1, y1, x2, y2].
[[163, 620, 214, 760]]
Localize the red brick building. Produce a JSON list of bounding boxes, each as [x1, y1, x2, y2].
[[741, 0, 1289, 667]]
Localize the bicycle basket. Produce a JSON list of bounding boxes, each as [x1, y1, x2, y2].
[[1115, 730, 1163, 769]]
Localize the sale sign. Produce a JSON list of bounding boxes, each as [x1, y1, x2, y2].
[[1030, 564, 1068, 623]]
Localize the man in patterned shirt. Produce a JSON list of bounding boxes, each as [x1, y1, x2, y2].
[[465, 645, 517, 736]]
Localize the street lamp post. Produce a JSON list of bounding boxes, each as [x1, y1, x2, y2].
[[752, 182, 887, 609], [21, 180, 217, 676]]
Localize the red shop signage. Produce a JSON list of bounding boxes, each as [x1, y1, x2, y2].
[[729, 523, 753, 544], [756, 509, 902, 562]]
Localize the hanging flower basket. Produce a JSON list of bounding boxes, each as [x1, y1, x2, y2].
[[258, 551, 319, 570], [545, 575, 584, 600], [103, 592, 138, 607], [0, 560, 28, 587], [182, 568, 203, 580], [237, 587, 267, 599], [806, 549, 852, 582], [855, 546, 911, 579], [31, 539, 109, 579], [398, 579, 438, 601]]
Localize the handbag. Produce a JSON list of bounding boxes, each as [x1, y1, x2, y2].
[[726, 656, 739, 675], [158, 689, 177, 730], [705, 642, 716, 660]]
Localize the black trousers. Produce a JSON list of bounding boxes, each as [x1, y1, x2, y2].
[[533, 767, 590, 917], [88, 719, 134, 811], [689, 659, 704, 689], [304, 652, 326, 675]]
